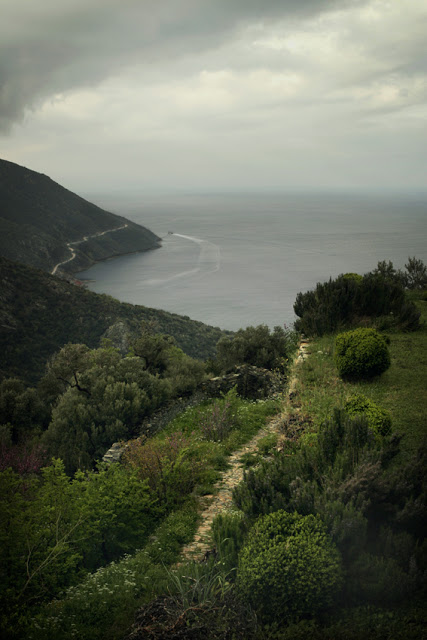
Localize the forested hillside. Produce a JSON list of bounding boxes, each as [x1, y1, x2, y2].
[[0, 159, 160, 273], [0, 256, 230, 382]]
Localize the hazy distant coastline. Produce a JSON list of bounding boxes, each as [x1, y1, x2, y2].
[[78, 191, 427, 331]]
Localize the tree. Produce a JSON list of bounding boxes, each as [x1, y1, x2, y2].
[[216, 324, 290, 372], [0, 459, 157, 625], [372, 260, 405, 285], [404, 256, 427, 290], [0, 378, 49, 442]]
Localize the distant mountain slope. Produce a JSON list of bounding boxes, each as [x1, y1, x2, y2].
[[0, 159, 160, 273], [0, 257, 230, 383]]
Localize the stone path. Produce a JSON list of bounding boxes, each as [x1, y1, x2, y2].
[[179, 338, 310, 563]]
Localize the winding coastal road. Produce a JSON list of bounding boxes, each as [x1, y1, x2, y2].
[[51, 224, 128, 275]]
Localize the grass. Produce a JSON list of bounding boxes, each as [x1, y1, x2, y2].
[[293, 295, 427, 461], [159, 392, 280, 491]]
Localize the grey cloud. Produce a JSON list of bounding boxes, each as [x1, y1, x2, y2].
[[0, 0, 358, 131]]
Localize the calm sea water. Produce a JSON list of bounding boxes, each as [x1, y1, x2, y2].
[[78, 192, 427, 331]]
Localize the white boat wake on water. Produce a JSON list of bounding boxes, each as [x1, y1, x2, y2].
[[143, 233, 221, 286]]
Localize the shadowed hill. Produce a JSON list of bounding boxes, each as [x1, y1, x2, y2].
[[0, 159, 161, 273], [0, 257, 230, 383]]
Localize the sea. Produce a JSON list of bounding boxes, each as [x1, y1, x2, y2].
[[78, 191, 427, 332]]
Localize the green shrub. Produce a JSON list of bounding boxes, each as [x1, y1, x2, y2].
[[334, 328, 390, 379], [293, 265, 420, 336], [347, 552, 415, 605], [237, 511, 342, 622], [257, 432, 278, 455], [345, 394, 392, 437], [166, 559, 232, 610], [215, 324, 292, 373]]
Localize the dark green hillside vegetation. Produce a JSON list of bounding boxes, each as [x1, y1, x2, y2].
[[41, 340, 206, 474], [0, 335, 206, 475], [0, 256, 230, 383], [0, 159, 160, 273], [113, 291, 426, 639], [294, 259, 421, 336], [213, 324, 295, 373], [1, 260, 425, 640], [1, 388, 279, 638]]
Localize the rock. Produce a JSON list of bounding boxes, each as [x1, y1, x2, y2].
[[102, 320, 132, 355]]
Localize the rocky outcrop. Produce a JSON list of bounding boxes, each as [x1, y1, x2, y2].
[[203, 364, 285, 400], [102, 320, 133, 355]]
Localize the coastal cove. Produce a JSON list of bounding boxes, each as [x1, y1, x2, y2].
[[78, 191, 427, 330]]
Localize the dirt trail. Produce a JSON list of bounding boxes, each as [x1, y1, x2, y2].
[[179, 339, 310, 562]]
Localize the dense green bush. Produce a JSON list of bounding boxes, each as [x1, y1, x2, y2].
[[293, 262, 421, 336], [345, 394, 392, 437], [237, 511, 342, 622], [233, 410, 376, 520], [0, 459, 158, 632], [39, 339, 207, 474], [334, 328, 390, 379], [215, 324, 293, 373]]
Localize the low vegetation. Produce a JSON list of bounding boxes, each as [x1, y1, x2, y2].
[[1, 257, 425, 640], [1, 391, 279, 639]]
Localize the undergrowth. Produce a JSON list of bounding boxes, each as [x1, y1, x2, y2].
[[24, 391, 280, 640]]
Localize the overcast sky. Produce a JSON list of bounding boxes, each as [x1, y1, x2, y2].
[[1, 0, 426, 193]]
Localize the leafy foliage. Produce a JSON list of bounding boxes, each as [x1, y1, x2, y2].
[[30, 503, 199, 640], [334, 328, 391, 379], [237, 511, 342, 622], [0, 459, 157, 631], [122, 431, 200, 505], [211, 511, 250, 573], [403, 256, 427, 290], [293, 261, 421, 336], [37, 338, 207, 474], [215, 324, 292, 373], [345, 394, 392, 437], [197, 389, 239, 442]]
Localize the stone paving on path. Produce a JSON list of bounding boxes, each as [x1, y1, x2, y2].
[[179, 339, 310, 563]]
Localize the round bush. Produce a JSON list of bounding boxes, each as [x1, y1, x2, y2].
[[345, 394, 392, 437], [334, 328, 390, 379], [237, 511, 342, 622]]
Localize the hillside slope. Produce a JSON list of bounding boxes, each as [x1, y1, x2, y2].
[[0, 159, 160, 273], [0, 257, 230, 383]]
